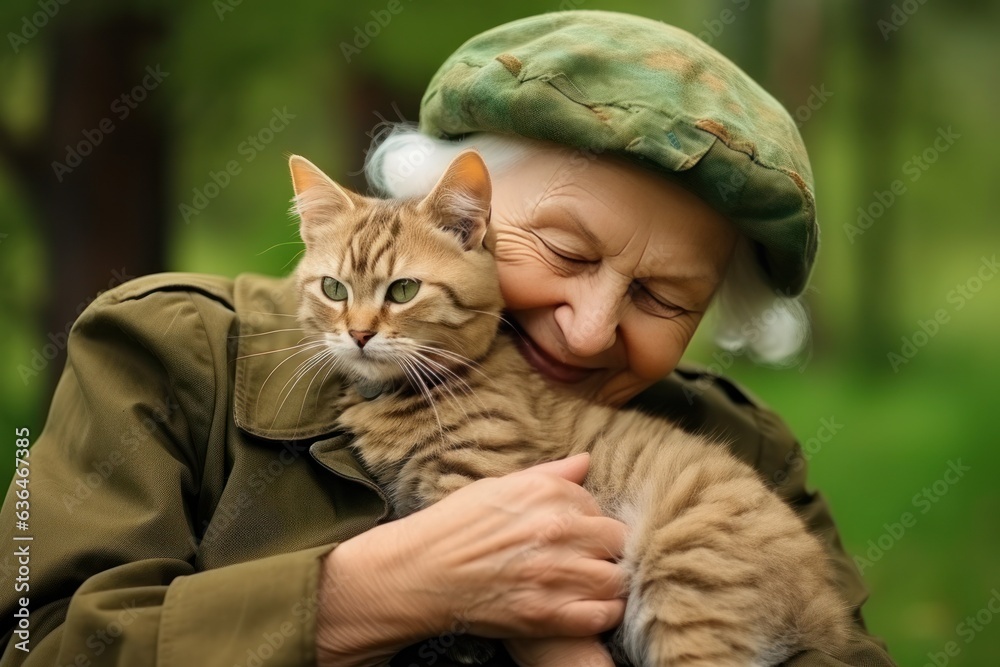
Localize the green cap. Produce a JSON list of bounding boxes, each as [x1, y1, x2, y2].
[[418, 9, 818, 296]]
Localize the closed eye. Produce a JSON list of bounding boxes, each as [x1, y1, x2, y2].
[[537, 236, 595, 265], [631, 282, 686, 318]]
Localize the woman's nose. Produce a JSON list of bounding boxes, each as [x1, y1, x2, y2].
[[553, 283, 627, 358]]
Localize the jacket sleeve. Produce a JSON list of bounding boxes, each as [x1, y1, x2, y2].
[[0, 285, 336, 666], [700, 372, 898, 667]]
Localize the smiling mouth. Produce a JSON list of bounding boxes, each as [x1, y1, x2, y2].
[[502, 314, 600, 384]]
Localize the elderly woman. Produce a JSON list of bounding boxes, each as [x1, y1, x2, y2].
[[0, 10, 894, 667]]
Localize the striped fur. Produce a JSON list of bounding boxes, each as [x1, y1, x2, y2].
[[289, 154, 852, 666]]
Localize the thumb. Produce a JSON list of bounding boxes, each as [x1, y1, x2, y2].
[[506, 636, 613, 667], [513, 452, 590, 485]]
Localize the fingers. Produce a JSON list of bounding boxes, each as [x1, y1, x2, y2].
[[406, 456, 630, 644], [513, 452, 590, 485], [544, 473, 606, 518], [551, 598, 627, 637], [506, 636, 615, 667], [532, 510, 627, 557], [562, 515, 628, 561], [502, 453, 607, 521], [539, 557, 629, 602], [575, 558, 630, 600], [501, 467, 605, 519]]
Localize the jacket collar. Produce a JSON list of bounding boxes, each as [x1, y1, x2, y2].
[[232, 272, 348, 441]]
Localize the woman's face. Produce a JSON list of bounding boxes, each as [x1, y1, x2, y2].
[[487, 148, 738, 407]]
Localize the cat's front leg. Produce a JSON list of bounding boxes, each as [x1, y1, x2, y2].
[[612, 547, 768, 667], [610, 466, 851, 667], [332, 384, 367, 413], [397, 466, 485, 515], [332, 385, 399, 437], [400, 448, 530, 512]]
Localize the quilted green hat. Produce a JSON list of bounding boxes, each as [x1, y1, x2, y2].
[[418, 9, 818, 296]]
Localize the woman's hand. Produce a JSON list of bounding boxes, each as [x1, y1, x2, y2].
[[505, 636, 616, 667], [315, 452, 629, 666]]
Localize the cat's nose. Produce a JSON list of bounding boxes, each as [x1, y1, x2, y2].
[[349, 330, 377, 348]]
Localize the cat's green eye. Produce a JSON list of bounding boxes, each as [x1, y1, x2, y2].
[[387, 278, 420, 304], [321, 277, 348, 301]]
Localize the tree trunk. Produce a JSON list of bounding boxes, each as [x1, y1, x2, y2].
[[2, 15, 170, 401], [341, 66, 424, 195], [853, 0, 902, 368]]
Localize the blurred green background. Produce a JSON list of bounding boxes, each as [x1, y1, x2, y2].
[[1, 1, 998, 664]]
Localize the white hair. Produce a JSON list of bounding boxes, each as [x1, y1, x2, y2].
[[362, 124, 810, 366]]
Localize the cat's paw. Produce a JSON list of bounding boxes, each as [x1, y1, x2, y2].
[[333, 385, 366, 412]]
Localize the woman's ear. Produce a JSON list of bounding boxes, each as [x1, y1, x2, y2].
[[288, 155, 360, 245], [417, 149, 492, 251]]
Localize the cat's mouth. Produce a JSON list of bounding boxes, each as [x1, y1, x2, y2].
[[345, 353, 401, 384], [502, 314, 601, 384], [326, 336, 397, 381], [342, 339, 450, 386]]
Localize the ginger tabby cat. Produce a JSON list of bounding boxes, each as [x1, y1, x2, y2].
[[287, 150, 851, 667]]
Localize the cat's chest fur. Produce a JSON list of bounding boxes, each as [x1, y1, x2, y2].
[[330, 332, 595, 514]]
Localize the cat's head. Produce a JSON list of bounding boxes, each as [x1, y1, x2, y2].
[[288, 149, 505, 387]]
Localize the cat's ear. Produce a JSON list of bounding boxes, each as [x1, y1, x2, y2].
[[418, 149, 492, 251], [288, 155, 359, 244]]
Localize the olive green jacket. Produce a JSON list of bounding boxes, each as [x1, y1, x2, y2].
[[0, 272, 895, 666]]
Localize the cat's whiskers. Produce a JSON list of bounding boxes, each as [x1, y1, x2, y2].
[[467, 309, 536, 352], [389, 355, 447, 443], [407, 349, 479, 395], [399, 351, 446, 394], [387, 352, 422, 397], [394, 353, 445, 439], [410, 331, 475, 355], [296, 351, 345, 427], [282, 248, 307, 271], [256, 239, 304, 256], [269, 347, 336, 432], [407, 349, 487, 416], [406, 353, 480, 424], [235, 336, 325, 361], [412, 331, 491, 369], [229, 327, 309, 339], [407, 343, 482, 386], [407, 351, 491, 440], [468, 308, 523, 335], [407, 341, 493, 384], [435, 331, 488, 366], [313, 351, 347, 410], [254, 341, 329, 423], [407, 347, 496, 399], [277, 347, 335, 407]]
